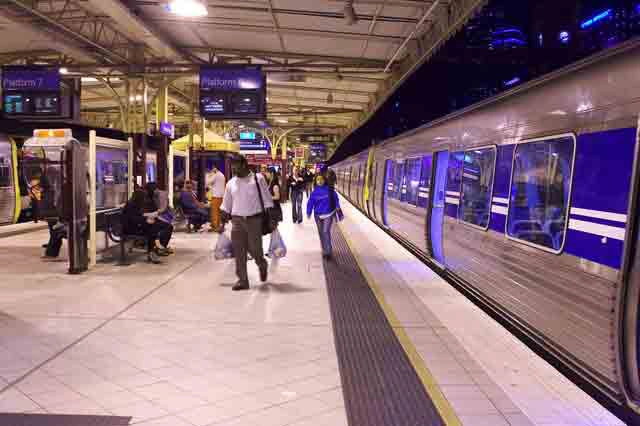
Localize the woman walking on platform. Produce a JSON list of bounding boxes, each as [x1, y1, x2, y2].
[[307, 172, 342, 260], [265, 168, 283, 225]]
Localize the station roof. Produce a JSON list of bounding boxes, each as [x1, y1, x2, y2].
[[0, 0, 485, 151]]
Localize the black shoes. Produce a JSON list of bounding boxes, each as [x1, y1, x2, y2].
[[147, 251, 162, 264], [259, 263, 268, 282], [232, 281, 250, 291]]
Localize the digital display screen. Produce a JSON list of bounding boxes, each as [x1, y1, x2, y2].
[[200, 94, 226, 114], [4, 94, 24, 114], [231, 92, 259, 114], [308, 143, 327, 162], [34, 94, 59, 114], [239, 132, 256, 140], [200, 67, 263, 91]]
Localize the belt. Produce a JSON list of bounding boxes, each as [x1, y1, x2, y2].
[[232, 213, 262, 219]]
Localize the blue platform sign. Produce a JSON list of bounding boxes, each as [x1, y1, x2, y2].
[[2, 66, 60, 91], [199, 66, 266, 120], [159, 121, 175, 138]]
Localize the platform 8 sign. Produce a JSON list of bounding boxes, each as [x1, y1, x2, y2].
[[199, 66, 266, 120]]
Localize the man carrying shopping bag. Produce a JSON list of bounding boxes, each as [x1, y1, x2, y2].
[[220, 157, 274, 291]]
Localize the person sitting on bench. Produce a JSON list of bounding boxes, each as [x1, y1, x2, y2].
[[179, 180, 209, 231], [143, 182, 174, 256], [122, 190, 163, 264]]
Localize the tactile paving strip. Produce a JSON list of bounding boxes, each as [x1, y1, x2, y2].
[[323, 226, 445, 426], [0, 414, 131, 425]]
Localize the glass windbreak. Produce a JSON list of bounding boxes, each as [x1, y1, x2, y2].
[[96, 147, 128, 209], [460, 147, 496, 229], [507, 136, 575, 251], [0, 143, 12, 188]]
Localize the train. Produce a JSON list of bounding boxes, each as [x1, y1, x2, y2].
[[332, 39, 640, 415], [0, 130, 131, 227]]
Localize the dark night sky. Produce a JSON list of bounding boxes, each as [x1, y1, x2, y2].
[[330, 0, 640, 163]]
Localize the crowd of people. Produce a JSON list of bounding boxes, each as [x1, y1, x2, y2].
[[33, 155, 342, 291]]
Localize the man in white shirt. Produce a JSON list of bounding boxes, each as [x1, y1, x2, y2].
[[221, 157, 274, 291], [206, 165, 226, 232]]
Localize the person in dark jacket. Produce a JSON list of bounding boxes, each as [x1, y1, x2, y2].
[[122, 190, 162, 264], [265, 168, 283, 225], [143, 183, 174, 256], [307, 173, 342, 259], [287, 167, 305, 224]]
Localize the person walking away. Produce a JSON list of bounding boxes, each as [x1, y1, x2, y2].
[[287, 167, 304, 224], [206, 165, 226, 232], [180, 180, 209, 231], [265, 168, 283, 225], [221, 157, 274, 291], [122, 190, 163, 264], [307, 173, 341, 260]]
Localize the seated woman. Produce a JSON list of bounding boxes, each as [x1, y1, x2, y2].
[[144, 183, 174, 256], [122, 190, 162, 264], [179, 180, 209, 231]]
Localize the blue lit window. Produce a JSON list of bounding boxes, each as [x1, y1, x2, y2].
[[580, 9, 612, 29], [506, 135, 575, 252], [459, 147, 496, 229], [538, 33, 543, 47], [559, 31, 570, 44]]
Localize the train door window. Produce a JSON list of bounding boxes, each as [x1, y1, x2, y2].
[[506, 134, 575, 252], [418, 155, 433, 209], [382, 159, 392, 226], [460, 147, 497, 229], [396, 161, 406, 201], [356, 165, 362, 206], [371, 162, 378, 220], [0, 144, 11, 188], [404, 158, 422, 206], [348, 166, 353, 199], [359, 165, 365, 207]]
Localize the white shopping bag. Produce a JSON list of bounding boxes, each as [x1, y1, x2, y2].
[[213, 232, 234, 260], [268, 229, 287, 259]]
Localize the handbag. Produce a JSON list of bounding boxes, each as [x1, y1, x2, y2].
[[254, 174, 275, 235]]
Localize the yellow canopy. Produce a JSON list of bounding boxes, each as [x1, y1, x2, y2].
[[172, 129, 240, 153]]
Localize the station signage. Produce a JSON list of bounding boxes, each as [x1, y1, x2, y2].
[[295, 146, 305, 159], [199, 66, 266, 120], [2, 66, 61, 117], [159, 122, 175, 139], [308, 143, 327, 162], [239, 137, 269, 154]]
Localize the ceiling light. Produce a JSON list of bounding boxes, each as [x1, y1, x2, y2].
[[343, 0, 358, 25], [81, 77, 98, 83], [59, 67, 68, 75], [276, 119, 288, 124], [166, 0, 208, 18]]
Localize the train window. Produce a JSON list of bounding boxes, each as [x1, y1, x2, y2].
[[382, 159, 392, 226], [506, 134, 575, 252], [418, 156, 433, 208], [459, 147, 497, 229], [404, 158, 422, 206]]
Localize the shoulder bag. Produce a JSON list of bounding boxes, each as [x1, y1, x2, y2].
[[254, 174, 275, 235]]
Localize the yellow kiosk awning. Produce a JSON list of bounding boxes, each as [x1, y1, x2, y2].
[[172, 130, 240, 153]]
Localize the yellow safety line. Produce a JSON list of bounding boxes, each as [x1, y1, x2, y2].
[[338, 222, 462, 426]]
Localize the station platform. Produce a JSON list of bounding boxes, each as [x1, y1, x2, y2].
[[0, 199, 625, 426]]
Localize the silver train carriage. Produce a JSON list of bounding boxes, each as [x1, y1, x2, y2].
[[0, 135, 19, 226], [332, 41, 640, 413], [0, 132, 130, 227]]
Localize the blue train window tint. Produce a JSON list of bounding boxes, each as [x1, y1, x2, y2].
[[460, 147, 496, 229], [393, 161, 405, 200], [507, 135, 575, 252], [417, 156, 433, 208], [404, 158, 422, 206]]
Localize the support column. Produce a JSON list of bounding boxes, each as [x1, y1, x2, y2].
[[88, 131, 97, 268], [155, 85, 170, 190]]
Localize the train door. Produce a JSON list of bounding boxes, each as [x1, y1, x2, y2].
[[371, 162, 379, 220], [420, 155, 434, 254], [382, 159, 392, 226], [430, 151, 449, 265]]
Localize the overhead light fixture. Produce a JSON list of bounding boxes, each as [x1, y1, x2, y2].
[[276, 119, 289, 124], [343, 0, 358, 25], [166, 0, 208, 18], [59, 67, 69, 75]]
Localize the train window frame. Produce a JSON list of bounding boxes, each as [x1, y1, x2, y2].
[[458, 145, 497, 231], [504, 133, 577, 255], [403, 156, 423, 207]]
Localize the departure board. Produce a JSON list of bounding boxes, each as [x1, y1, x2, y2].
[[2, 66, 61, 117], [199, 66, 266, 120]]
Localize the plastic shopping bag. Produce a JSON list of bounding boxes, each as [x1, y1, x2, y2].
[[268, 229, 287, 259], [213, 232, 234, 260]]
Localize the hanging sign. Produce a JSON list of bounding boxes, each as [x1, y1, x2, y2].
[[199, 66, 266, 120], [2, 66, 61, 117], [308, 143, 327, 163], [295, 146, 305, 159], [159, 122, 175, 139]]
